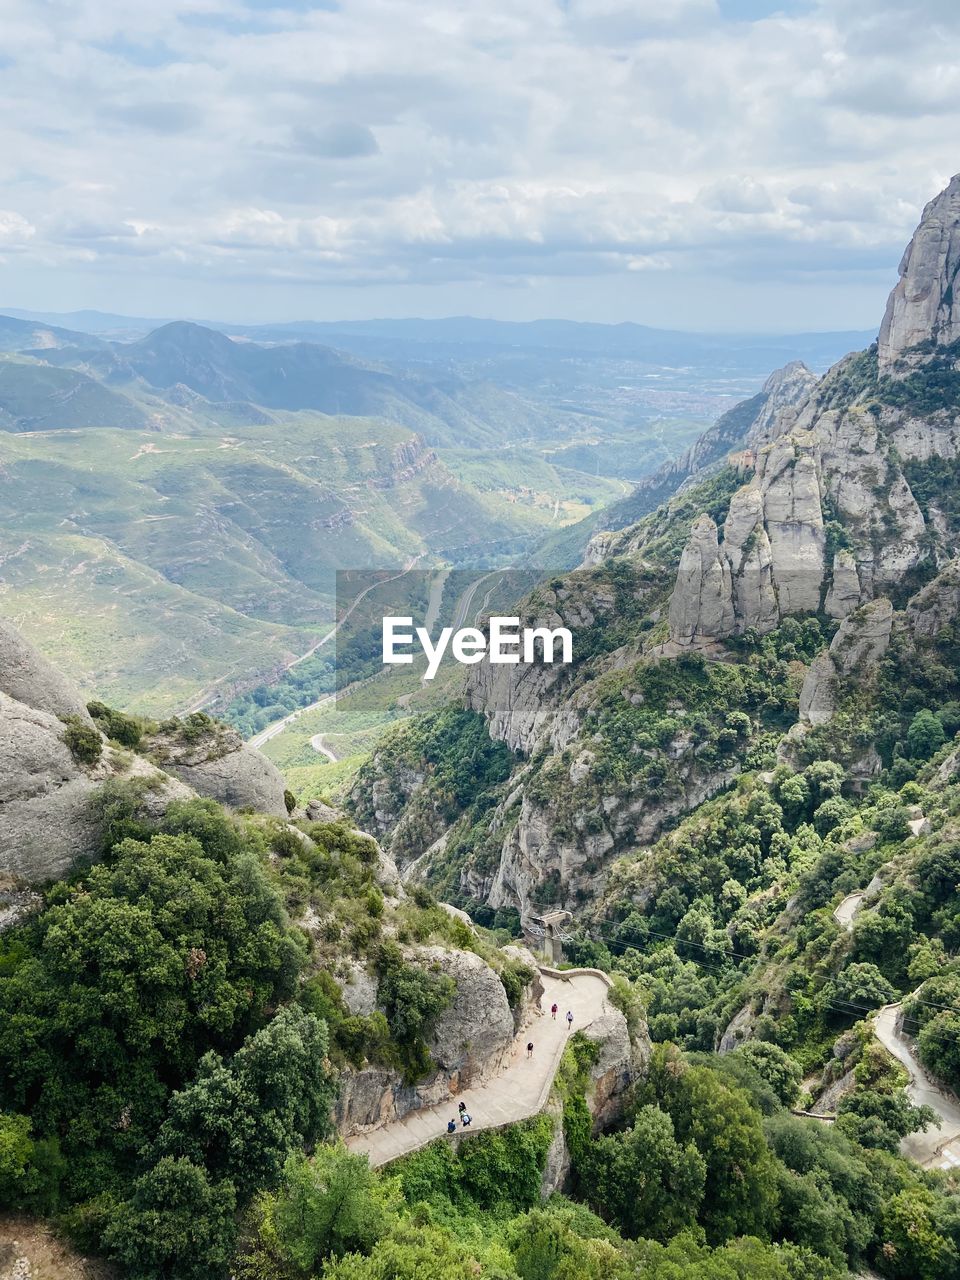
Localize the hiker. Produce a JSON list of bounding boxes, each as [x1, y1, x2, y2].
[[447, 1119, 456, 1134], [458, 1101, 467, 1115], [527, 1041, 534, 1059], [461, 1112, 472, 1127], [566, 1010, 574, 1030], [550, 1002, 558, 1019]]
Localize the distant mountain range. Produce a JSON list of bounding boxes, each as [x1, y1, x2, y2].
[[0, 314, 575, 446], [6, 304, 875, 372]]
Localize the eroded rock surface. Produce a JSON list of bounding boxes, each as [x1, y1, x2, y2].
[[879, 173, 960, 374], [0, 617, 91, 720], [146, 717, 288, 817], [799, 598, 894, 727]]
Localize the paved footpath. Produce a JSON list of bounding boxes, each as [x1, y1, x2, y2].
[[346, 970, 611, 1168], [875, 999, 960, 1168]]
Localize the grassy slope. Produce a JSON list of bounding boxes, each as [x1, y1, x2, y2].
[[0, 411, 621, 711]]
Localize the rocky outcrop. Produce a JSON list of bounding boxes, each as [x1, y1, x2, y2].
[[668, 436, 828, 647], [0, 691, 192, 881], [482, 760, 738, 922], [878, 173, 960, 375], [541, 1000, 651, 1195], [464, 573, 619, 756], [335, 944, 536, 1137], [145, 716, 288, 817], [798, 598, 894, 726], [0, 617, 91, 720], [824, 550, 862, 618], [0, 616, 289, 879], [585, 361, 818, 559], [746, 360, 821, 448], [667, 514, 734, 646], [907, 559, 960, 638], [661, 177, 960, 646]]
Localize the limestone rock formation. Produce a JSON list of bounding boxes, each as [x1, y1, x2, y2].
[[423, 945, 516, 1076], [0, 615, 289, 879], [0, 617, 91, 721], [824, 550, 862, 619], [667, 514, 734, 646], [335, 943, 539, 1137], [755, 434, 825, 614], [586, 360, 819, 556], [145, 716, 288, 817], [907, 559, 960, 638], [667, 436, 828, 648], [464, 574, 618, 756], [799, 598, 894, 726], [746, 360, 822, 448], [878, 173, 960, 374], [541, 999, 651, 1195], [0, 691, 191, 881]]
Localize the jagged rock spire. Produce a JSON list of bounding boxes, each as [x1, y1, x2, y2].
[[878, 173, 960, 375]]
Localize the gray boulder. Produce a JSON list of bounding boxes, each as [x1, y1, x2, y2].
[[0, 617, 91, 721], [423, 945, 516, 1078], [146, 717, 288, 817], [0, 691, 191, 881]]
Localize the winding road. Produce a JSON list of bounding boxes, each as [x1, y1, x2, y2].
[[346, 969, 611, 1169], [874, 1000, 960, 1168], [309, 732, 338, 763], [248, 558, 423, 749], [833, 892, 865, 931]]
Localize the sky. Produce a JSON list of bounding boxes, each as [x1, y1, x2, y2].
[[0, 0, 958, 330]]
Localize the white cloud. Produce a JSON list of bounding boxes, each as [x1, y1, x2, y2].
[[0, 210, 35, 245], [0, 0, 955, 324]]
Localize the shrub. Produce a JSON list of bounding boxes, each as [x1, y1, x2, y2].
[[87, 701, 144, 748], [60, 715, 103, 765]]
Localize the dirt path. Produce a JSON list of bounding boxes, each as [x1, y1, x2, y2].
[[346, 969, 611, 1168], [0, 1217, 112, 1279], [874, 1000, 960, 1167]]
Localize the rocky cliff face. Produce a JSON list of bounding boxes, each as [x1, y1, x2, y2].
[[145, 716, 289, 817], [798, 598, 894, 727], [334, 942, 542, 1136], [463, 574, 621, 756], [879, 174, 960, 375], [665, 176, 960, 647], [0, 617, 92, 721], [0, 690, 191, 882], [0, 617, 290, 881], [583, 360, 817, 567], [359, 176, 960, 934]]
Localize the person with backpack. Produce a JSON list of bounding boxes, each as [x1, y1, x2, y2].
[[447, 1118, 456, 1134], [460, 1111, 472, 1127], [566, 1010, 574, 1030]]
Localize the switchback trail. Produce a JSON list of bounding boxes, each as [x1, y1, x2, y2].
[[875, 1000, 960, 1168], [346, 970, 611, 1168]]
